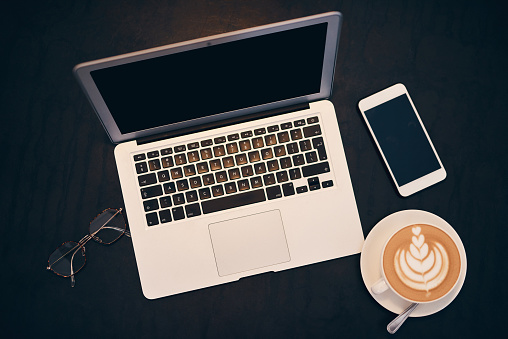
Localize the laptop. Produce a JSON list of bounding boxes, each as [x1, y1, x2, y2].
[[74, 11, 364, 299]]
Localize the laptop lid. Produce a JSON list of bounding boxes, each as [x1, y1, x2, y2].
[[73, 12, 342, 144]]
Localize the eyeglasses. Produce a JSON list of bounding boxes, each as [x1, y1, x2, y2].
[[47, 208, 131, 287]]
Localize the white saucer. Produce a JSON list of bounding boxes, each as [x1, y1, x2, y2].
[[360, 210, 467, 317]]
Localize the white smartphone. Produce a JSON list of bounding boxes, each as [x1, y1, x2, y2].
[[358, 83, 446, 197]]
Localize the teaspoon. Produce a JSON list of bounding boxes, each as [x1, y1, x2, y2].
[[387, 303, 419, 334]]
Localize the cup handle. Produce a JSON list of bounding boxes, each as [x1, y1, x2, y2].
[[371, 278, 389, 295]]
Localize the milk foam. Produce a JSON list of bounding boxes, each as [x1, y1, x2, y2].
[[393, 226, 450, 294]]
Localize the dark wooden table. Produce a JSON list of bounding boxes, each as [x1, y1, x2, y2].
[[2, 0, 505, 337]]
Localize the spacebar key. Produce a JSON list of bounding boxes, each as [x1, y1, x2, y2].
[[201, 189, 266, 214]]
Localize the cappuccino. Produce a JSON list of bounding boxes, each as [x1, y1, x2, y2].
[[382, 224, 461, 303]]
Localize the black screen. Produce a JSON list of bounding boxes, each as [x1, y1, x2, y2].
[[91, 23, 328, 134], [364, 94, 441, 186]]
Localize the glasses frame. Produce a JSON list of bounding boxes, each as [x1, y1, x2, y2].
[[47, 208, 131, 287]]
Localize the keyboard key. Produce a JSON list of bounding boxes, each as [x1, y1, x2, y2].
[[211, 185, 224, 197], [161, 156, 174, 168], [159, 209, 172, 223], [296, 186, 308, 194], [174, 145, 186, 153], [172, 206, 185, 220], [267, 125, 279, 132], [176, 179, 189, 191], [147, 151, 159, 158], [160, 196, 172, 208], [226, 142, 239, 154], [213, 145, 226, 157], [214, 136, 226, 144], [292, 154, 305, 166], [163, 182, 176, 194], [238, 179, 250, 191], [173, 193, 185, 205], [200, 148, 213, 160], [289, 168, 302, 180], [277, 131, 290, 143], [187, 142, 200, 150], [281, 122, 292, 130], [141, 185, 163, 199], [170, 167, 183, 179], [189, 176, 202, 188], [248, 151, 261, 162], [157, 170, 170, 182], [241, 131, 253, 138], [201, 139, 213, 147], [185, 190, 198, 202], [294, 119, 305, 127], [199, 187, 211, 199], [241, 165, 254, 177], [302, 162, 330, 177], [227, 133, 240, 141], [187, 151, 200, 162], [228, 168, 241, 180], [222, 156, 235, 168], [254, 162, 267, 175], [209, 159, 222, 171], [299, 139, 312, 151], [307, 116, 319, 124], [225, 182, 237, 194], [203, 174, 215, 186], [183, 164, 196, 176], [286, 142, 298, 154], [266, 185, 282, 200], [235, 154, 248, 165], [134, 154, 146, 161], [279, 157, 292, 169], [135, 162, 148, 174], [239, 140, 251, 151], [174, 154, 187, 165], [282, 182, 295, 196], [250, 176, 263, 188], [148, 159, 161, 171], [263, 173, 276, 185], [254, 128, 266, 135], [143, 199, 159, 212], [267, 160, 279, 172], [303, 124, 321, 138], [264, 134, 277, 146], [276, 171, 289, 183], [138, 173, 157, 186], [216, 171, 228, 183], [146, 212, 159, 226], [312, 137, 327, 160], [290, 129, 303, 140], [322, 180, 334, 188], [305, 151, 318, 164], [197, 162, 209, 174], [274, 145, 286, 157], [161, 148, 172, 155], [185, 203, 201, 218], [201, 189, 266, 214], [261, 148, 273, 160], [308, 177, 320, 191], [252, 137, 264, 149]]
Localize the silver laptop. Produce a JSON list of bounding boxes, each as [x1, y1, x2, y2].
[[74, 11, 364, 299]]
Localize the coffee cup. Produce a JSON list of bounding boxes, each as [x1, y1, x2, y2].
[[371, 224, 462, 304]]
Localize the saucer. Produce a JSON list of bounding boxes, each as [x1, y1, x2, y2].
[[360, 210, 467, 317]]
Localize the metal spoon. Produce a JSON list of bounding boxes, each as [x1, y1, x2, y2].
[[387, 303, 419, 334]]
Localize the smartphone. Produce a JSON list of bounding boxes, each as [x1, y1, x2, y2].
[[358, 83, 446, 197]]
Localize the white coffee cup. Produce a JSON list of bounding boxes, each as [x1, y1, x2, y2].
[[371, 224, 463, 304]]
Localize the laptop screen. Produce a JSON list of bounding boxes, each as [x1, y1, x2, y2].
[[90, 23, 327, 134]]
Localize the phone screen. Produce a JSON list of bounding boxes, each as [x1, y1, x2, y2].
[[364, 94, 441, 186]]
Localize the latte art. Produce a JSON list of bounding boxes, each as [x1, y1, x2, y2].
[[382, 224, 461, 303], [394, 226, 449, 295]]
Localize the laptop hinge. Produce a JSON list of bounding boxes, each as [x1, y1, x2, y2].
[[136, 103, 310, 145]]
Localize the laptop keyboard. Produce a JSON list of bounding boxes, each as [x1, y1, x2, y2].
[[133, 116, 334, 226]]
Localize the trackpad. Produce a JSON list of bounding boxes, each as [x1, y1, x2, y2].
[[209, 210, 290, 277]]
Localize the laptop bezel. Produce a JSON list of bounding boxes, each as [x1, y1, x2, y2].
[[73, 11, 342, 144]]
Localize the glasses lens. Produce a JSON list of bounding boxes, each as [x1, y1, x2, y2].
[[48, 241, 86, 277], [89, 209, 126, 244]]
